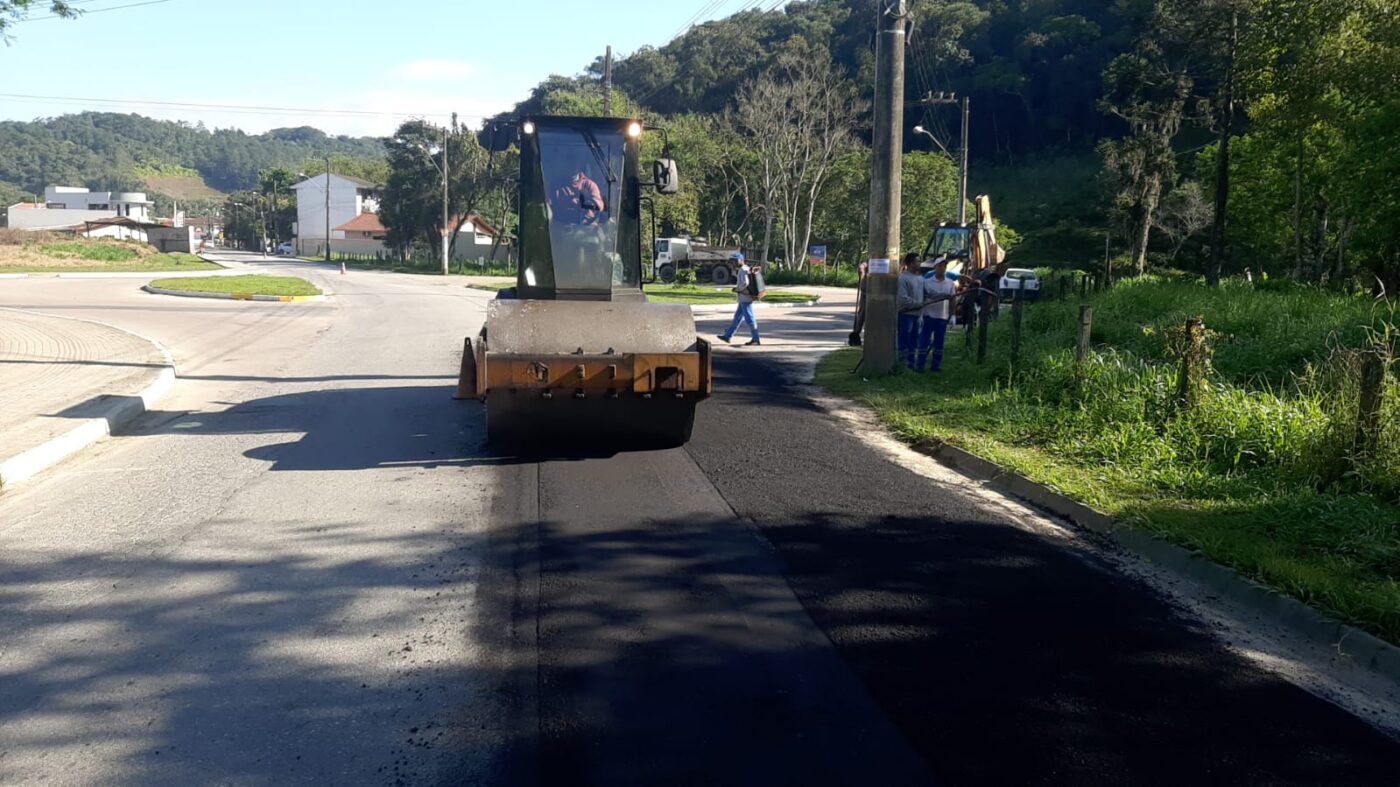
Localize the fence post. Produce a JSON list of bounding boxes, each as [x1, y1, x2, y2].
[[1175, 318, 1202, 409], [1355, 351, 1386, 457], [1076, 305, 1093, 364], [1010, 295, 1024, 375], [1079, 274, 1088, 298]]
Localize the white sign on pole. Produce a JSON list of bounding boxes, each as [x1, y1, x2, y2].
[[867, 258, 891, 275]]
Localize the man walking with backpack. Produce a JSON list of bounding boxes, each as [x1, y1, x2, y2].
[[716, 253, 764, 346]]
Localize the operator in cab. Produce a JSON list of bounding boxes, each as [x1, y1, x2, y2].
[[552, 167, 607, 226]]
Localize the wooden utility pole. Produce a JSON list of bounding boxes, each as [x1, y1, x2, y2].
[[603, 45, 613, 116], [324, 155, 331, 263], [860, 0, 907, 375], [957, 96, 969, 224], [441, 124, 450, 277]]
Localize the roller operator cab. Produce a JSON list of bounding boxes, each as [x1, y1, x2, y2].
[[457, 116, 711, 448]]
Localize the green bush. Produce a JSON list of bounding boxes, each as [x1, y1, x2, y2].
[[765, 265, 860, 288], [674, 267, 695, 286]]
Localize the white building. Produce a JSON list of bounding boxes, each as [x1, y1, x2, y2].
[[43, 186, 153, 221], [5, 186, 155, 231], [291, 173, 379, 255]]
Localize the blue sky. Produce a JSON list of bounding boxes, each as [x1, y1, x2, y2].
[[0, 0, 760, 136]]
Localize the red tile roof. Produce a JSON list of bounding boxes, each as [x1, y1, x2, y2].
[[336, 212, 386, 233], [335, 212, 501, 237]]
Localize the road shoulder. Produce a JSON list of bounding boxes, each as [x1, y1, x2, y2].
[[0, 307, 175, 490]]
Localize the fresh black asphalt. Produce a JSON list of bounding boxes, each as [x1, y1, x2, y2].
[[482, 350, 1400, 785]]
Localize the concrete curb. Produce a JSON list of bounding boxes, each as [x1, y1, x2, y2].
[[0, 270, 244, 280], [0, 308, 176, 491], [142, 284, 326, 302], [909, 435, 1400, 686], [688, 299, 822, 312]]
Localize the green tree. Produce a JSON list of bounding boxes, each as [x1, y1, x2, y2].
[[735, 54, 865, 269], [1, 1, 73, 40], [381, 119, 499, 260]]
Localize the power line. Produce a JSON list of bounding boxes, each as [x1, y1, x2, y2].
[[0, 92, 474, 121], [669, 0, 729, 42], [24, 0, 176, 21]]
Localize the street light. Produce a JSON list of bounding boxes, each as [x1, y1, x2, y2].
[[912, 125, 953, 158], [229, 201, 245, 250]]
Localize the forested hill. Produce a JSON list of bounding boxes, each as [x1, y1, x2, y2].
[[507, 0, 1395, 284], [609, 0, 1136, 164], [0, 112, 382, 204]]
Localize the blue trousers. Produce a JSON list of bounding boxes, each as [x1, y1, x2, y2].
[[898, 314, 921, 368], [917, 317, 949, 371], [722, 301, 759, 341]]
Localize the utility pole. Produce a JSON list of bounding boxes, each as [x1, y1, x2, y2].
[[441, 124, 450, 277], [912, 91, 969, 223], [861, 0, 907, 375], [958, 96, 970, 224], [324, 155, 332, 263], [603, 45, 613, 116]]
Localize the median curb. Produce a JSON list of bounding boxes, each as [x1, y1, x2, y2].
[[907, 435, 1400, 688], [0, 309, 176, 492], [142, 284, 326, 302]]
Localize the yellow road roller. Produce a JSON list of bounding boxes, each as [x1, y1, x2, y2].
[[456, 115, 711, 447]]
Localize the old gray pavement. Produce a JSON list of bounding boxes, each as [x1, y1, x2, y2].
[[0, 308, 167, 466], [0, 253, 506, 783]]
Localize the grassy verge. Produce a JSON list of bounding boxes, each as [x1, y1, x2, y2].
[[467, 282, 820, 305], [816, 276, 1400, 645], [149, 274, 321, 297], [325, 254, 517, 277], [5, 252, 221, 273]]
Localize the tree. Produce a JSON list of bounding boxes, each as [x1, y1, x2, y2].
[[813, 149, 959, 266], [735, 55, 865, 269], [1098, 16, 1193, 275], [380, 119, 498, 259], [1, 1, 73, 41], [1153, 181, 1212, 263]]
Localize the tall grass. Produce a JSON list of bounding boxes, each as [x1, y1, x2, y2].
[[819, 275, 1400, 642], [40, 241, 141, 261]]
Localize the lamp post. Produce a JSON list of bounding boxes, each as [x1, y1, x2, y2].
[[912, 93, 970, 224], [324, 156, 332, 263], [230, 201, 244, 250]]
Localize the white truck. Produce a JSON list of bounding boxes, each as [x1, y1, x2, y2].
[[653, 237, 747, 285]]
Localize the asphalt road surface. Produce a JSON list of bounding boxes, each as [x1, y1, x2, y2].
[[1, 254, 1397, 785]]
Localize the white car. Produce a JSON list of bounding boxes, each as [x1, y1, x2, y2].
[[999, 268, 1041, 300], [276, 241, 295, 256]]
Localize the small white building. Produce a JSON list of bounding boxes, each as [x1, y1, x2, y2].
[[291, 173, 380, 256], [44, 186, 153, 221], [5, 187, 154, 231]]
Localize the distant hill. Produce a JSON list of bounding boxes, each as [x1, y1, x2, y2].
[[0, 112, 385, 205]]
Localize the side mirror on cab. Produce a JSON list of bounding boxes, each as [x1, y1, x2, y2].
[[653, 158, 679, 194]]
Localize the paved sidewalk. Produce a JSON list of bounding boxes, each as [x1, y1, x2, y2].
[[0, 309, 168, 478]]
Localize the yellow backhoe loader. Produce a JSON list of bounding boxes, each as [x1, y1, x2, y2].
[[456, 116, 711, 447], [921, 195, 1007, 278]]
